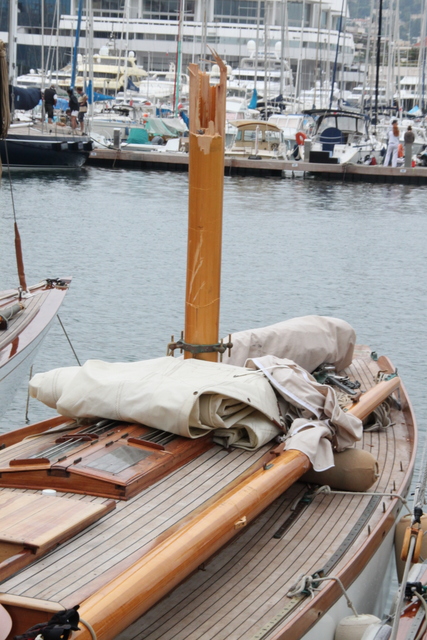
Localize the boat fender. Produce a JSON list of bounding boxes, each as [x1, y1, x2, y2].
[[400, 525, 423, 562], [360, 623, 392, 639], [395, 514, 427, 581], [301, 448, 378, 492], [296, 131, 307, 146], [335, 614, 381, 640]]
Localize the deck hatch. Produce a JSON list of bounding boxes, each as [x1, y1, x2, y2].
[[84, 445, 152, 474], [128, 427, 178, 450]]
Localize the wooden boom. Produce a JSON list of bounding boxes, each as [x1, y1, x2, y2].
[[74, 377, 400, 640]]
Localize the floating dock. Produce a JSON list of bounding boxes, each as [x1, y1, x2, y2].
[[87, 148, 427, 184]]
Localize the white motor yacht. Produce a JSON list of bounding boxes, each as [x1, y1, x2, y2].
[[137, 64, 189, 101], [228, 41, 294, 101], [301, 109, 384, 164]]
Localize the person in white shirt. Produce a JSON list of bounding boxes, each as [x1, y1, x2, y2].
[[384, 119, 400, 167], [76, 87, 88, 134]]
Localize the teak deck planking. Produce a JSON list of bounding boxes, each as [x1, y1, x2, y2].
[[112, 350, 413, 640], [0, 347, 415, 639]]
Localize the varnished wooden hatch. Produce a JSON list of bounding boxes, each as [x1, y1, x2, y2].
[[0, 418, 213, 499], [0, 491, 115, 583]]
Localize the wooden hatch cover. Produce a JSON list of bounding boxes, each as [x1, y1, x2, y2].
[[0, 419, 213, 499], [0, 491, 115, 582]]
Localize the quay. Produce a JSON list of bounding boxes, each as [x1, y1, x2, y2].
[[87, 148, 427, 185]]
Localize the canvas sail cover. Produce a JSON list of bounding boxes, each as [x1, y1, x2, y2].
[[246, 356, 362, 470], [222, 316, 356, 373], [29, 315, 362, 469], [30, 358, 282, 451]]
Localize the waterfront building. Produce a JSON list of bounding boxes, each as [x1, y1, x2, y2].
[[1, 0, 355, 92]]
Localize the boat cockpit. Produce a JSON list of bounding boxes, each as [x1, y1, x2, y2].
[[304, 109, 369, 145], [227, 120, 285, 157]]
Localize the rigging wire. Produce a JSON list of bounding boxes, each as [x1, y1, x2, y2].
[[57, 314, 82, 366], [0, 42, 28, 292]]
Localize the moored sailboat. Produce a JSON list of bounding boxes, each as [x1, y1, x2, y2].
[[0, 43, 71, 420], [0, 56, 417, 640]]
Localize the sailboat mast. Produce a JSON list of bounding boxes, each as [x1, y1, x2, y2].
[[8, 0, 18, 86], [184, 57, 227, 362], [329, 0, 344, 109], [374, 0, 383, 129], [87, 0, 94, 119], [264, 7, 268, 119], [71, 0, 84, 89], [254, 0, 261, 90], [7, 0, 18, 125], [419, 0, 427, 113], [173, 0, 184, 116], [313, 0, 322, 107], [41, 0, 45, 93], [279, 0, 285, 96], [122, 0, 131, 101], [56, 0, 59, 84]]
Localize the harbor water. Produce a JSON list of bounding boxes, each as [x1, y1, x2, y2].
[[0, 167, 426, 465]]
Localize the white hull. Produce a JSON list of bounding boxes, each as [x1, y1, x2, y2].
[[0, 309, 58, 420], [302, 526, 395, 640]]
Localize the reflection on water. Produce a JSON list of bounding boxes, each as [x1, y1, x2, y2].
[[0, 168, 426, 463]]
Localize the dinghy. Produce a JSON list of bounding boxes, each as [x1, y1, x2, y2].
[[0, 58, 417, 640]]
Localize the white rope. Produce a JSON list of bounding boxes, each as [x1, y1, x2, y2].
[[309, 485, 411, 514], [287, 574, 358, 617], [363, 400, 395, 432], [79, 618, 97, 640]]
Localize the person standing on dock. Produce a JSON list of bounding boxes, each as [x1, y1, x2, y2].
[[76, 87, 88, 135], [403, 125, 415, 167], [404, 125, 415, 144], [44, 84, 57, 124], [384, 120, 400, 168], [67, 88, 79, 131]]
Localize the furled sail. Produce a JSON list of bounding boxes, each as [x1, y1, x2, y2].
[[29, 316, 362, 466]]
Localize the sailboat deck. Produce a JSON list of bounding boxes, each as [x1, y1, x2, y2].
[[114, 351, 413, 640], [0, 348, 414, 640], [0, 444, 271, 605], [0, 290, 45, 354], [114, 425, 406, 639]]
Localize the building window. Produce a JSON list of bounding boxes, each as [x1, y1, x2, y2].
[[13, 0, 70, 28], [321, 10, 328, 28], [143, 0, 194, 21], [214, 0, 264, 24], [287, 2, 311, 28], [92, 0, 123, 17]]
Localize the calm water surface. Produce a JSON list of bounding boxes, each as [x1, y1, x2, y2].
[[0, 168, 426, 465]]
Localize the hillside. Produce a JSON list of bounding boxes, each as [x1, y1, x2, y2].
[[348, 0, 424, 41]]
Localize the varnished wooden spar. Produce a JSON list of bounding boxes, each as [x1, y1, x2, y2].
[[346, 375, 401, 419], [73, 377, 401, 640], [184, 57, 227, 361]]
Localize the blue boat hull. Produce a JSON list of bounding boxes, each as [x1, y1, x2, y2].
[[0, 134, 93, 169]]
